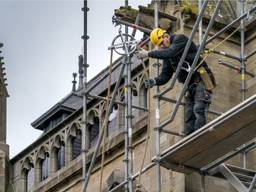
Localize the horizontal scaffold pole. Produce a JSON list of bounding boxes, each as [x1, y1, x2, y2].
[[206, 5, 256, 45], [113, 16, 152, 34], [246, 48, 256, 60], [218, 60, 255, 78], [207, 49, 241, 61], [155, 95, 222, 116], [87, 93, 149, 112]]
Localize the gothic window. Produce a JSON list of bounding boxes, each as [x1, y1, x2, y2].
[[26, 167, 34, 192], [41, 156, 49, 181], [132, 88, 139, 119], [118, 95, 125, 131], [56, 143, 65, 170], [72, 130, 82, 159], [108, 104, 119, 136], [21, 158, 34, 192], [88, 116, 99, 147], [139, 84, 148, 116]]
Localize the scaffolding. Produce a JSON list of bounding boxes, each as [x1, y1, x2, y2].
[[81, 0, 256, 192]]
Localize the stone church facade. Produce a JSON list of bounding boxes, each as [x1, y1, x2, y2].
[[3, 1, 256, 192]]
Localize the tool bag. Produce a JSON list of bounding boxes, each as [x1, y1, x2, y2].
[[197, 66, 216, 91]]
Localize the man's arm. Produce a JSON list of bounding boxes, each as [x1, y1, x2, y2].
[[154, 60, 174, 85], [148, 34, 188, 59]]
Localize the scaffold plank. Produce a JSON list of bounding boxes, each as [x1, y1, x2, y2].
[[154, 94, 256, 174]]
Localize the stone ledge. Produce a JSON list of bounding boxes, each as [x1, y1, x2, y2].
[[32, 114, 148, 191]]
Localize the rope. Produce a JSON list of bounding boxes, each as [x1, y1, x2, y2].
[[194, 26, 240, 72], [99, 48, 114, 192], [136, 58, 151, 190]]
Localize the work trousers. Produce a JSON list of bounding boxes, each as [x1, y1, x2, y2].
[[184, 81, 212, 135]]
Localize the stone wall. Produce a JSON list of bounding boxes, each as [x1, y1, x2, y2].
[[8, 2, 256, 192], [0, 143, 9, 192]]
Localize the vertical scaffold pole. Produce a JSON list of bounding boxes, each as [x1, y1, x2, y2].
[[239, 0, 247, 168], [123, 1, 133, 190], [124, 9, 129, 192], [81, 0, 89, 191], [240, 0, 246, 105], [198, 0, 203, 43], [153, 1, 161, 191]]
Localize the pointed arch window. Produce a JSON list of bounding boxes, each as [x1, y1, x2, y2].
[[26, 167, 34, 191], [41, 155, 49, 181], [118, 94, 125, 131], [72, 130, 82, 159], [139, 83, 148, 116], [56, 143, 65, 170], [21, 158, 34, 192], [108, 104, 119, 136], [88, 116, 99, 147], [132, 88, 139, 119]]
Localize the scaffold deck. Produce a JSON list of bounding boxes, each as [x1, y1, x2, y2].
[[155, 94, 256, 174]]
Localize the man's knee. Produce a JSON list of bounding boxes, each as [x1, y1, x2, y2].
[[193, 102, 207, 117]]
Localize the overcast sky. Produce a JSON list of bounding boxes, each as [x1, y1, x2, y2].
[[0, 0, 150, 158]]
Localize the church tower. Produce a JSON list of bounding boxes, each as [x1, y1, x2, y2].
[[0, 42, 9, 192]]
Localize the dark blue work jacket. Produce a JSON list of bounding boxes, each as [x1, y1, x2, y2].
[[148, 34, 212, 85]]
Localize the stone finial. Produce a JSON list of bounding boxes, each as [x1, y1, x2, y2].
[[72, 73, 77, 92], [78, 55, 84, 89]]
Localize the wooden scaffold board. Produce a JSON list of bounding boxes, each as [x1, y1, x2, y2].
[[153, 94, 256, 174]]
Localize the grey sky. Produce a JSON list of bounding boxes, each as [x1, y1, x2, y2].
[[0, 0, 150, 157]]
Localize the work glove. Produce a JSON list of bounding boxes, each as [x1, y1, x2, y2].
[[137, 48, 149, 59], [144, 79, 156, 89]]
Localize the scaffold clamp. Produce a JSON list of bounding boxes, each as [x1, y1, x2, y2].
[[108, 16, 138, 56]]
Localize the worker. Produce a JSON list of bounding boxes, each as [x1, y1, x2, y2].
[[137, 28, 216, 136]]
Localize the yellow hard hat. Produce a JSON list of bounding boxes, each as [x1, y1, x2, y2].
[[150, 28, 167, 46]]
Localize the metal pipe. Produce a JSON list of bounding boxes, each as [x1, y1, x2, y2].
[[127, 55, 134, 191], [157, 0, 222, 130], [87, 93, 149, 112], [246, 48, 256, 60], [124, 1, 134, 190], [156, 95, 222, 116], [203, 141, 256, 172], [83, 61, 126, 191], [206, 5, 256, 45], [244, 142, 256, 153], [81, 1, 89, 191], [248, 174, 256, 192], [199, 0, 203, 44], [240, 0, 246, 102], [131, 14, 141, 37], [109, 162, 155, 192], [153, 1, 161, 191], [218, 60, 255, 78], [239, 0, 247, 169], [124, 58, 129, 192], [160, 128, 184, 137], [209, 49, 241, 61], [124, 0, 132, 192], [113, 17, 152, 34], [157, 0, 209, 97]]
